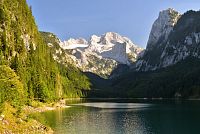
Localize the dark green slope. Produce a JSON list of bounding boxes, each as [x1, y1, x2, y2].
[[112, 57, 200, 98], [169, 10, 200, 44], [83, 72, 118, 98]]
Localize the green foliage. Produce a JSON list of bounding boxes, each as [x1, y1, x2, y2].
[[58, 64, 91, 98], [40, 31, 60, 49], [0, 65, 25, 107], [40, 32, 92, 98], [0, 0, 93, 132], [0, 0, 92, 107], [0, 102, 17, 119]]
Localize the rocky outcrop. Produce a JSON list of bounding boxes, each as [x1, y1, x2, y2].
[[136, 8, 181, 71], [136, 9, 200, 71], [147, 8, 181, 50]]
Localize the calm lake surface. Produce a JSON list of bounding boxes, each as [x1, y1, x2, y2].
[[41, 99, 200, 134]]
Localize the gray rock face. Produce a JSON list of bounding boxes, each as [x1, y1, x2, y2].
[[135, 8, 181, 71], [160, 32, 200, 67], [147, 8, 181, 50], [136, 9, 200, 71]]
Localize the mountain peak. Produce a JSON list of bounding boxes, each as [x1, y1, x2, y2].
[[147, 8, 181, 49], [160, 8, 177, 14], [159, 8, 181, 24], [104, 32, 120, 37], [90, 35, 101, 43], [101, 32, 123, 43], [56, 32, 143, 77], [60, 38, 88, 49]]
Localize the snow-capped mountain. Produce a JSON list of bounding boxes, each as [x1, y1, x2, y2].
[[59, 32, 143, 77], [42, 32, 143, 78], [60, 38, 88, 49], [136, 9, 200, 71]]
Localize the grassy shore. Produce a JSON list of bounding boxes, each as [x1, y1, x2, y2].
[[0, 100, 70, 134]]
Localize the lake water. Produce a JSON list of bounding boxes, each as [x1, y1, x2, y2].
[[41, 99, 200, 134]]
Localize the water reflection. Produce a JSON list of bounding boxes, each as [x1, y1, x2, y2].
[[41, 100, 200, 134], [42, 102, 152, 134], [72, 102, 151, 109]]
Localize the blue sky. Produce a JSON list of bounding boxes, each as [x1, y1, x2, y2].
[[27, 0, 200, 48]]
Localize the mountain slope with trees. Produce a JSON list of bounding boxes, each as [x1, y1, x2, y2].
[[0, 0, 92, 132], [112, 57, 200, 98], [0, 0, 91, 105]]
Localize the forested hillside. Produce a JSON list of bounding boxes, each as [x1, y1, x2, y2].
[[112, 57, 200, 98], [0, 0, 91, 108]]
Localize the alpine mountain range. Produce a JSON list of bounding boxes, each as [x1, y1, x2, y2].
[[42, 8, 200, 79]]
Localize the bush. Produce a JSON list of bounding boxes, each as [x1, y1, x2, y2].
[[0, 65, 25, 108]]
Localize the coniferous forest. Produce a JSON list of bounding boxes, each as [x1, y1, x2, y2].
[[0, 0, 91, 108]]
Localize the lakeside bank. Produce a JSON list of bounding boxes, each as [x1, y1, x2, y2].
[[0, 99, 71, 134]]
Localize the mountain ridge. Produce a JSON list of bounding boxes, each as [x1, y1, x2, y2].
[[42, 32, 143, 78], [136, 9, 200, 72]]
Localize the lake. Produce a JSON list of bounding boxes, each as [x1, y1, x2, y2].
[[41, 99, 200, 134]]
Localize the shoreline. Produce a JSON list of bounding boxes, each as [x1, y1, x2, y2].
[[24, 105, 71, 114], [0, 100, 71, 134], [80, 97, 200, 101]]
